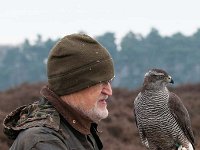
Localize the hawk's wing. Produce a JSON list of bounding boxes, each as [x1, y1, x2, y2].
[[168, 92, 195, 147], [133, 93, 141, 128], [133, 101, 138, 127], [134, 94, 149, 148]]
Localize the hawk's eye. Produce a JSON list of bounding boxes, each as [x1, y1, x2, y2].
[[152, 74, 158, 78], [152, 75, 164, 80], [157, 75, 164, 80]]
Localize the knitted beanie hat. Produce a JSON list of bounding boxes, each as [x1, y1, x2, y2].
[[47, 34, 115, 96]]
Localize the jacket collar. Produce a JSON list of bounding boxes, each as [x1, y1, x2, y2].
[[40, 85, 94, 135]]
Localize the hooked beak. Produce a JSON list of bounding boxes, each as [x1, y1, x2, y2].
[[170, 78, 174, 84], [166, 75, 174, 84]]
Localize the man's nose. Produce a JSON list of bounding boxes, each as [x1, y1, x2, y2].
[[102, 82, 112, 96]]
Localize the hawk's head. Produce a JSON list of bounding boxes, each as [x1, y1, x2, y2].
[[143, 68, 174, 90]]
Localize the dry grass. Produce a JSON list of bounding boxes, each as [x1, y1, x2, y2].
[[0, 83, 200, 150]]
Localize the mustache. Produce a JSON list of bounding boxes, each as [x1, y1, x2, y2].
[[100, 95, 109, 100]]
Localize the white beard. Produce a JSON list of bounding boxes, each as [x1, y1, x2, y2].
[[74, 102, 108, 123], [65, 99, 109, 123], [83, 106, 108, 122]]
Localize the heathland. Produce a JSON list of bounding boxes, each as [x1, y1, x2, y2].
[[0, 82, 199, 150]]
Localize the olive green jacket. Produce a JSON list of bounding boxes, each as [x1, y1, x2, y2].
[[3, 86, 103, 150]]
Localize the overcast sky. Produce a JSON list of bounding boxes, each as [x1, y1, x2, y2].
[[1, 0, 200, 45]]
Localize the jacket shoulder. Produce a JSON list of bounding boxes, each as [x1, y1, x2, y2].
[[3, 99, 60, 140], [10, 126, 68, 150]]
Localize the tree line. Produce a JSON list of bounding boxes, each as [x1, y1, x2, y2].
[[0, 28, 200, 90]]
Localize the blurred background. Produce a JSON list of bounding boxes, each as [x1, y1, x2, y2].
[[0, 0, 200, 149]]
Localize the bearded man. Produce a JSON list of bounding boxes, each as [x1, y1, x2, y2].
[[3, 33, 115, 150]]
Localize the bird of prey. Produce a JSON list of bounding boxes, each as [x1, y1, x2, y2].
[[134, 68, 195, 150]]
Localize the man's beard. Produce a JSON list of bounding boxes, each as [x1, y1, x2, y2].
[[83, 105, 108, 122], [77, 103, 108, 123]]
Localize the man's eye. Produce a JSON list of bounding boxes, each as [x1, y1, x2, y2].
[[103, 80, 111, 84], [102, 79, 114, 84], [108, 79, 113, 83]]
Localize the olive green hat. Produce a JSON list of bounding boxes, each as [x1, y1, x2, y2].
[[47, 33, 115, 96]]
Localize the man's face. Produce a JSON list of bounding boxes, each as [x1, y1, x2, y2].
[[64, 82, 112, 122]]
